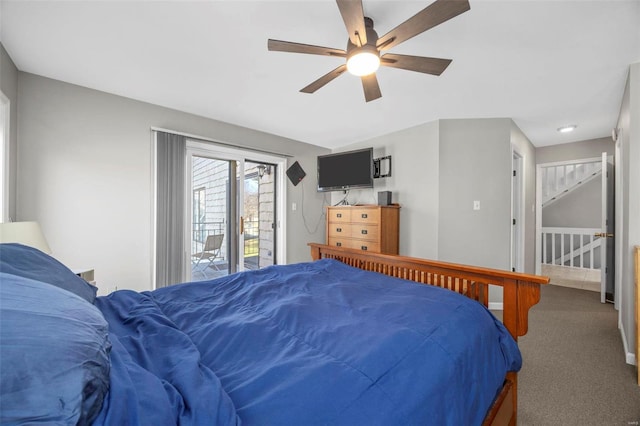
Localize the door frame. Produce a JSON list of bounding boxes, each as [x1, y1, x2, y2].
[[599, 152, 615, 303], [511, 147, 524, 273], [535, 154, 616, 305], [534, 156, 602, 275], [0, 91, 9, 223], [186, 140, 287, 280], [614, 139, 623, 311]]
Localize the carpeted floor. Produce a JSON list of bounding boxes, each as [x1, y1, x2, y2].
[[513, 284, 640, 425]]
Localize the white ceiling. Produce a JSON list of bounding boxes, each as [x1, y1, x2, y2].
[[1, 0, 639, 149]]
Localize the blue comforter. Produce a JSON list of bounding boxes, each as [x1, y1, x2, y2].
[[93, 259, 521, 425]]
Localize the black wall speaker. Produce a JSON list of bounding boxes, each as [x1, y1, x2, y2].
[[377, 191, 392, 206], [286, 161, 306, 186]]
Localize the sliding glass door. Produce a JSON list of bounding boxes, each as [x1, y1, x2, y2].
[[187, 141, 282, 282], [244, 161, 276, 271]]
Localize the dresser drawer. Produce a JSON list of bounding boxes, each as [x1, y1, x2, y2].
[[351, 240, 381, 252], [350, 208, 380, 224], [327, 237, 352, 249], [325, 205, 399, 255], [328, 209, 351, 223], [351, 224, 379, 241], [328, 223, 352, 238]]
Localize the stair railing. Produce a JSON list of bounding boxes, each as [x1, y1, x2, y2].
[[541, 158, 602, 207], [541, 227, 602, 269]]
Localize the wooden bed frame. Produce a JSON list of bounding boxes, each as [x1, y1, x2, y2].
[[309, 243, 549, 426]]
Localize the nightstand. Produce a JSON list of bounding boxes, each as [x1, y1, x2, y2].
[[72, 268, 96, 286]]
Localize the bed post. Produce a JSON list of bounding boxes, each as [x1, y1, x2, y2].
[[503, 279, 519, 426], [310, 244, 321, 261]]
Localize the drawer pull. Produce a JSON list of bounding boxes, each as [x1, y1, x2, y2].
[[336, 242, 342, 247], [337, 213, 342, 218], [361, 246, 368, 251], [361, 229, 368, 235], [361, 213, 368, 219], [336, 227, 342, 233]]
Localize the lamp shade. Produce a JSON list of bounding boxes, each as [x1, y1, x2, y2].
[[0, 221, 52, 254]]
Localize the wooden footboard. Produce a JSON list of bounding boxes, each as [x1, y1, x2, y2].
[[309, 243, 549, 425]]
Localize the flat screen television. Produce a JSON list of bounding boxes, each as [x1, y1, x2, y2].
[[317, 148, 374, 192]]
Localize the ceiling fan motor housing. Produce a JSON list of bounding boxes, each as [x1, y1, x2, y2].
[[346, 17, 379, 59]]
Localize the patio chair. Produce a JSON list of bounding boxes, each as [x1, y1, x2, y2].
[[192, 234, 224, 271]]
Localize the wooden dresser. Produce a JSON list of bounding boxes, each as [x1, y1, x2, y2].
[[326, 205, 400, 254]]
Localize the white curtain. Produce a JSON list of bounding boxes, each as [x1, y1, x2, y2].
[[155, 131, 186, 288]]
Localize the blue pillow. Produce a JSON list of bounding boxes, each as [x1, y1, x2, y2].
[[0, 272, 111, 425], [0, 243, 97, 303]]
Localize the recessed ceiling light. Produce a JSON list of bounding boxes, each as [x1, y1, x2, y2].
[[557, 125, 577, 133]]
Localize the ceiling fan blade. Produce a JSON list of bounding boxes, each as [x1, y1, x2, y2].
[[300, 64, 348, 94], [268, 39, 346, 57], [336, 0, 367, 46], [377, 0, 470, 51], [381, 53, 452, 75], [361, 73, 382, 102]]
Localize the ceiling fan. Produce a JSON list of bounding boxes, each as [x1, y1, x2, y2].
[[267, 0, 470, 102]]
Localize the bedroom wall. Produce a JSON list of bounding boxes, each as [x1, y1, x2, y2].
[[541, 179, 602, 228], [536, 136, 614, 164], [438, 119, 514, 306], [438, 118, 512, 270], [616, 62, 640, 365], [329, 120, 440, 260], [335, 118, 536, 306], [0, 43, 18, 221], [16, 72, 329, 294]]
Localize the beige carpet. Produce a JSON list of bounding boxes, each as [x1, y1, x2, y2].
[[513, 284, 640, 425]]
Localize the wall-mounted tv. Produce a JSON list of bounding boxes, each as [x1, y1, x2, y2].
[[317, 147, 374, 192]]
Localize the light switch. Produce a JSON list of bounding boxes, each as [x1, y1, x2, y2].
[[292, 202, 297, 211], [473, 200, 480, 210]]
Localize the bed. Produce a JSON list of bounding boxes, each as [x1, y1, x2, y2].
[[0, 242, 548, 425]]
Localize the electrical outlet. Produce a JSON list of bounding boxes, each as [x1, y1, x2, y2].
[[292, 202, 297, 211], [473, 200, 480, 210]]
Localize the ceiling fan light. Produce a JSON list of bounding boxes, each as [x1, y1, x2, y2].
[[347, 51, 380, 76]]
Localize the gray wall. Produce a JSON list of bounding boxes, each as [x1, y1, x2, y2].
[[536, 137, 614, 164], [329, 120, 440, 260], [333, 117, 537, 306], [0, 43, 18, 221], [438, 119, 512, 271], [616, 62, 640, 365], [542, 178, 602, 228], [16, 72, 328, 294]]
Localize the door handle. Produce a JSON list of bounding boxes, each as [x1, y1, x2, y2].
[[240, 216, 244, 235], [594, 232, 614, 238]]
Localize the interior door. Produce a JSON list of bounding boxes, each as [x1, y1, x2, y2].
[[599, 152, 615, 303]]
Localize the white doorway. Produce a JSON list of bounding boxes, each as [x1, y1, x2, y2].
[[535, 154, 615, 303]]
